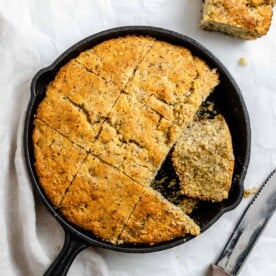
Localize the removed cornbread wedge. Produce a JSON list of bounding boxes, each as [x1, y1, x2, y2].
[[172, 115, 234, 202], [200, 0, 274, 40], [32, 119, 87, 207], [118, 188, 200, 245]]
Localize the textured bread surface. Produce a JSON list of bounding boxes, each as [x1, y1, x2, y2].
[[119, 188, 200, 245], [200, 0, 274, 40], [32, 119, 87, 206], [61, 155, 145, 244], [92, 93, 181, 184], [33, 35, 221, 244], [172, 115, 234, 202], [76, 35, 155, 90]]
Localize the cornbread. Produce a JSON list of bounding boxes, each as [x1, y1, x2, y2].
[[32, 119, 87, 206], [92, 93, 181, 184], [33, 35, 222, 244], [61, 155, 145, 244], [119, 188, 200, 245], [76, 36, 155, 90], [172, 115, 234, 202], [125, 41, 219, 127], [36, 61, 121, 150], [61, 155, 199, 244], [200, 0, 274, 40]]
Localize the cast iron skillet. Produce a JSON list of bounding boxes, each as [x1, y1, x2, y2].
[[24, 26, 251, 276]]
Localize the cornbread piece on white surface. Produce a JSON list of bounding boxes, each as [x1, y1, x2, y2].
[[125, 41, 219, 127], [119, 188, 200, 245], [200, 0, 274, 40], [92, 93, 181, 184], [76, 35, 155, 90], [172, 115, 234, 202], [32, 119, 87, 207], [60, 154, 145, 244]]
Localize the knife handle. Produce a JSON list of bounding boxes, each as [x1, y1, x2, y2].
[[207, 264, 231, 276]]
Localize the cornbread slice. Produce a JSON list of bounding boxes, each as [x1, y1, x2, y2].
[[118, 188, 200, 245], [172, 115, 235, 202], [92, 122, 155, 184], [92, 93, 181, 184], [32, 119, 87, 207], [200, 0, 274, 40], [60, 155, 145, 244], [76, 36, 155, 90], [36, 60, 121, 150], [36, 93, 96, 151], [125, 41, 219, 128], [47, 60, 121, 128]]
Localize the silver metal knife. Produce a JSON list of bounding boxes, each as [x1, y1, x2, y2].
[[208, 169, 276, 276]]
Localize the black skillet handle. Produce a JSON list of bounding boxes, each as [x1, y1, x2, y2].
[[44, 230, 88, 276]]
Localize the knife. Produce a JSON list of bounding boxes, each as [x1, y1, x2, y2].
[[208, 169, 276, 276]]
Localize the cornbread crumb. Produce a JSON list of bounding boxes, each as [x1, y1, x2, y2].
[[172, 115, 234, 202], [200, 0, 274, 40], [244, 186, 258, 198], [239, 57, 248, 66]]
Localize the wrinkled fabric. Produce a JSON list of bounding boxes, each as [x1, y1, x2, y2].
[[0, 1, 276, 275]]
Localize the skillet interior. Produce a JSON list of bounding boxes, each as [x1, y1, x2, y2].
[[24, 26, 251, 253]]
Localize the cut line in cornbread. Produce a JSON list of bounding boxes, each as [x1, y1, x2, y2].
[[32, 119, 87, 207], [118, 188, 200, 245], [76, 35, 155, 90], [60, 154, 146, 244], [125, 41, 219, 128], [92, 93, 181, 184]]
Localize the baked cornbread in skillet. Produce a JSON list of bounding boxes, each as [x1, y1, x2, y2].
[[200, 0, 274, 39], [32, 119, 87, 207], [172, 115, 234, 202], [33, 35, 222, 244]]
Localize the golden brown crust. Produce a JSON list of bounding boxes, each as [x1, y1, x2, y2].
[[76, 35, 155, 90], [172, 115, 234, 202], [32, 119, 87, 207], [125, 41, 219, 127], [200, 0, 274, 40], [60, 155, 145, 244], [118, 188, 200, 245], [36, 60, 121, 150]]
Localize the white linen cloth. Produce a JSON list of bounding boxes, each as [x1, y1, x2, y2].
[[0, 1, 276, 275]]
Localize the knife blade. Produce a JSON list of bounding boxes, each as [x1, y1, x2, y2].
[[208, 169, 276, 276]]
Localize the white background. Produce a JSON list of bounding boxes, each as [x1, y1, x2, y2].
[[0, 0, 276, 275]]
